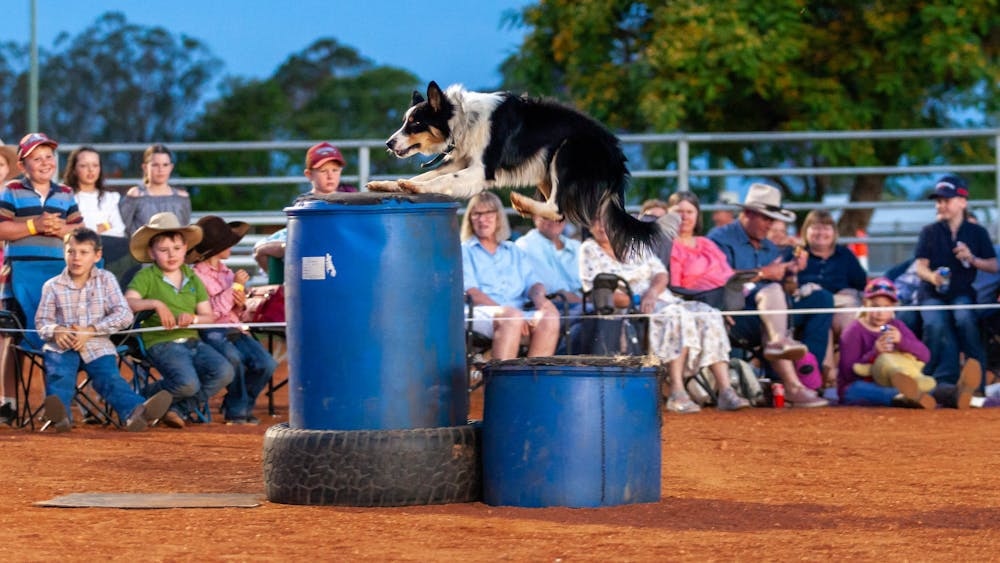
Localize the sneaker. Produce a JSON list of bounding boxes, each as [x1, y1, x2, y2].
[[889, 372, 936, 409], [41, 395, 71, 433], [956, 358, 982, 410], [666, 391, 701, 414], [785, 385, 829, 408], [763, 339, 808, 362], [0, 402, 16, 426], [717, 387, 750, 411], [161, 410, 186, 429]]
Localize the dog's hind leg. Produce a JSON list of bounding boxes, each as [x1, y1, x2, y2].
[[510, 192, 561, 220]]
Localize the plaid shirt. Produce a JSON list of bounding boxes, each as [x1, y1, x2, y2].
[[35, 267, 134, 363]]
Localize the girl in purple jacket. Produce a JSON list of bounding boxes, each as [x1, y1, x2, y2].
[[838, 277, 979, 408]]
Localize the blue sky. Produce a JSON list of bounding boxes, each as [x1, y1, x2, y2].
[[8, 0, 531, 90]]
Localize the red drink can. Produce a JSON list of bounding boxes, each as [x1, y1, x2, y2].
[[772, 383, 785, 408]]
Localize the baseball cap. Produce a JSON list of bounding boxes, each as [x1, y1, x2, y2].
[[863, 277, 898, 302], [306, 142, 345, 169], [17, 132, 58, 160], [927, 175, 969, 199]]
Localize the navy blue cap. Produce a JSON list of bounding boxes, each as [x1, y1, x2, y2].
[[928, 175, 969, 199]]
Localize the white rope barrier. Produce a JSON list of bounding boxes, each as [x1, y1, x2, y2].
[[2, 301, 999, 337]]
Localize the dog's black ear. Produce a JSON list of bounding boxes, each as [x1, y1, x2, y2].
[[411, 90, 424, 106], [427, 81, 444, 112]]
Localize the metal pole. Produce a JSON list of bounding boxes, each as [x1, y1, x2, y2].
[[678, 137, 689, 192], [27, 0, 39, 132], [358, 146, 370, 190], [995, 134, 1000, 241]]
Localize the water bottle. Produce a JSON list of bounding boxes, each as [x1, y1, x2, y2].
[[937, 267, 951, 294]]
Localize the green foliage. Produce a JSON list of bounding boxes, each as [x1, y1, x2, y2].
[[502, 0, 1000, 213], [183, 39, 422, 211], [0, 12, 221, 179]]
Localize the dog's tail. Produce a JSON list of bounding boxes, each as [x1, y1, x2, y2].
[[601, 191, 659, 261]]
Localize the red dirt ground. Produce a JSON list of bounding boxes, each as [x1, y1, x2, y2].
[[2, 364, 999, 561]]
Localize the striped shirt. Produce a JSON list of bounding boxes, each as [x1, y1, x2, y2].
[[35, 267, 134, 363], [1, 178, 83, 300]]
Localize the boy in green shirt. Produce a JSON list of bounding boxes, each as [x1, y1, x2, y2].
[[124, 212, 234, 429]]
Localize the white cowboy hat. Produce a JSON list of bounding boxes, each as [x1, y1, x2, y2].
[[739, 183, 796, 222], [129, 212, 203, 263]]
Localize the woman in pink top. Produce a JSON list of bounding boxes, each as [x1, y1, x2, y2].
[[667, 191, 734, 291]]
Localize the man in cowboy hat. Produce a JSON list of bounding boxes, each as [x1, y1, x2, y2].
[[188, 215, 277, 425], [709, 183, 833, 407], [124, 212, 235, 428]]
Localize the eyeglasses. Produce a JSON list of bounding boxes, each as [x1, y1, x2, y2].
[[469, 210, 496, 220]]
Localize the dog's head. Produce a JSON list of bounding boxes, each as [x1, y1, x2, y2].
[[385, 81, 454, 158]]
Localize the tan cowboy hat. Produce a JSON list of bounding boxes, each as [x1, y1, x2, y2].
[[739, 183, 796, 222], [129, 212, 203, 263], [185, 215, 250, 264]]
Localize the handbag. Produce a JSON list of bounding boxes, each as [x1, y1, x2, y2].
[[240, 284, 285, 323]]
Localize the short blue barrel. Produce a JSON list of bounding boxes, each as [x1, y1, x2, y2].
[[284, 193, 466, 430], [482, 357, 661, 508]]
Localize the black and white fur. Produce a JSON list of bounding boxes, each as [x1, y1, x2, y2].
[[367, 81, 657, 259]]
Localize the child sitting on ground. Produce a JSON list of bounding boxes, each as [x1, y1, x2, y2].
[[838, 277, 979, 409], [35, 227, 172, 431], [187, 215, 277, 425], [124, 212, 234, 429]]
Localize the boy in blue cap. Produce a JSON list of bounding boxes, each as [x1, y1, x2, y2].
[[913, 175, 997, 386]]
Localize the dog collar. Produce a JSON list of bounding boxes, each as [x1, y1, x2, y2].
[[420, 143, 455, 169]]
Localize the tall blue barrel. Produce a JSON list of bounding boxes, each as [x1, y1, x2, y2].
[[284, 193, 466, 430], [482, 358, 661, 507]]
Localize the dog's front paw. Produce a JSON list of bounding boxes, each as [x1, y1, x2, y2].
[[367, 180, 402, 192], [397, 179, 423, 194]]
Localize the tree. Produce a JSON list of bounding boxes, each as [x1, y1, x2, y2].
[[502, 1, 1000, 234], [184, 39, 421, 210], [0, 12, 221, 178]]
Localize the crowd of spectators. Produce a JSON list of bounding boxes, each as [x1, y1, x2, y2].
[[2, 129, 998, 429]]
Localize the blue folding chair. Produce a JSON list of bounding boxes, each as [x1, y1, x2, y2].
[[5, 259, 67, 428]]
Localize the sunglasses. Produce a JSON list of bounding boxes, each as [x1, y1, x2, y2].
[[866, 281, 896, 294]]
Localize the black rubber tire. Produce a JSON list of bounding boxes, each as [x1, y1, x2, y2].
[[263, 422, 482, 506]]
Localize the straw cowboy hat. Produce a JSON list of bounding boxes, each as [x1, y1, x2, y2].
[[129, 212, 203, 263], [739, 183, 796, 222], [185, 215, 250, 264]]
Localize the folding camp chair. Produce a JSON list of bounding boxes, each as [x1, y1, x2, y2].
[[3, 260, 66, 428], [114, 311, 214, 423], [248, 325, 287, 416], [570, 273, 649, 356], [464, 292, 570, 391]]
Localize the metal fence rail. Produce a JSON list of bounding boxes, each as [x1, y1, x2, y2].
[[61, 128, 1000, 274]]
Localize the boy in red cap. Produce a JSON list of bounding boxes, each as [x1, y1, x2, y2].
[[0, 133, 83, 424], [299, 141, 357, 200]]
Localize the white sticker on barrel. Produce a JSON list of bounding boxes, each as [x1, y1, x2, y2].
[[325, 253, 337, 277], [301, 256, 326, 280]]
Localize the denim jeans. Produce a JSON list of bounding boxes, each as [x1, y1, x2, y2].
[[200, 329, 277, 419], [920, 294, 984, 385], [145, 339, 235, 417], [730, 286, 834, 363], [841, 380, 897, 407], [44, 351, 143, 422]]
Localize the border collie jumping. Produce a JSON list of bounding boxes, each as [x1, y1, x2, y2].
[[367, 81, 657, 259]]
